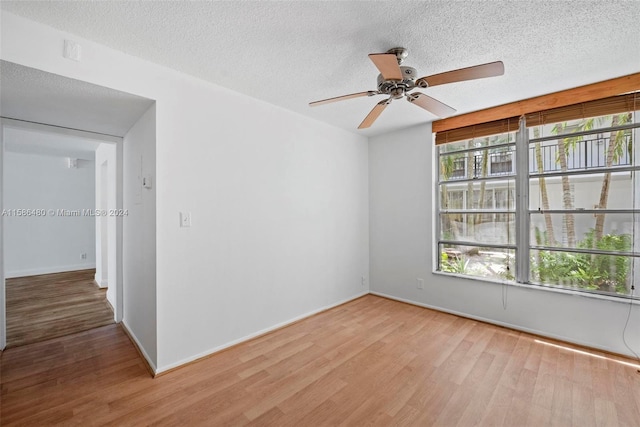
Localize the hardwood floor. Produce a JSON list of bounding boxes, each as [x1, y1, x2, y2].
[[2, 295, 639, 426], [5, 269, 114, 347]]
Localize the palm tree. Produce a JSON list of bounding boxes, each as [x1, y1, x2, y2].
[[475, 137, 490, 225], [552, 123, 576, 247], [594, 113, 632, 241], [533, 127, 555, 245], [465, 140, 476, 237]]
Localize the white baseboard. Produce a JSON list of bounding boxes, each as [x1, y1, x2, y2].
[[5, 263, 97, 278], [121, 320, 157, 375], [94, 273, 108, 288], [155, 291, 369, 375], [369, 291, 632, 359]]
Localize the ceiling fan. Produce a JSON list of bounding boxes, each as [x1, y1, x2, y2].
[[309, 47, 504, 129]]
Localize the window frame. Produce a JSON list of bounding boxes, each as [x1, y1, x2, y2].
[[435, 113, 640, 299], [436, 134, 518, 282]]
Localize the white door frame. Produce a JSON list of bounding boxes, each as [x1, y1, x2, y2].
[[1, 119, 5, 350], [0, 118, 124, 349]]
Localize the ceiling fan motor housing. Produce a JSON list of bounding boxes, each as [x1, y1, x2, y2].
[[377, 66, 417, 96]]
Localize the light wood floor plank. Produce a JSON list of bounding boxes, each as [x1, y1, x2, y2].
[[2, 294, 640, 426]]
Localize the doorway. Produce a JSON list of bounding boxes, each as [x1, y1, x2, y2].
[[0, 60, 155, 349], [5, 270, 114, 347], [1, 119, 121, 347]]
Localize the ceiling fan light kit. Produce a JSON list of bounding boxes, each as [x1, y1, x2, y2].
[[310, 47, 504, 129]]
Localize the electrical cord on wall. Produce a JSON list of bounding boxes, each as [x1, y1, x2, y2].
[[502, 280, 508, 310]]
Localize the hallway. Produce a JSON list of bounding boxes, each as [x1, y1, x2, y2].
[[5, 269, 114, 347]]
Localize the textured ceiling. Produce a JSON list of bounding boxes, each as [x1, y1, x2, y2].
[[2, 1, 639, 137], [0, 60, 154, 136]]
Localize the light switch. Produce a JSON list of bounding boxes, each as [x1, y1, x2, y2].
[[142, 176, 152, 189], [180, 212, 192, 228]]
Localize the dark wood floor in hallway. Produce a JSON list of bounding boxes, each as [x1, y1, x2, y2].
[[1, 295, 639, 426], [5, 269, 114, 347]]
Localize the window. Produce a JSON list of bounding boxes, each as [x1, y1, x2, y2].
[[438, 131, 517, 281], [490, 151, 513, 175], [436, 93, 640, 298]]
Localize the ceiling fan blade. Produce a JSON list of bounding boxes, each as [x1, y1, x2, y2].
[[309, 91, 378, 107], [407, 93, 456, 117], [416, 61, 504, 88], [368, 53, 403, 81], [358, 98, 392, 129]]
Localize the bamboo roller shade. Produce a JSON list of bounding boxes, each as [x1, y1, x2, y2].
[[524, 92, 638, 127], [434, 72, 640, 145]]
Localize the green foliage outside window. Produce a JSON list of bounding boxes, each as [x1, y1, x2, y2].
[[440, 252, 468, 274], [531, 227, 631, 294]]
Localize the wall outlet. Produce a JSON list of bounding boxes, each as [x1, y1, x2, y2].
[[81, 253, 87, 260], [361, 276, 366, 286], [417, 278, 424, 289]]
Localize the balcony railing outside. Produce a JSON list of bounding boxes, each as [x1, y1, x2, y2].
[[445, 133, 632, 180], [529, 133, 632, 174]]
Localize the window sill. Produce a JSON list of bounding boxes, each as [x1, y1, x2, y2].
[[432, 270, 640, 305]]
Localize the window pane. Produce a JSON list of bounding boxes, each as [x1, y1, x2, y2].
[[441, 190, 464, 210], [441, 181, 515, 211], [494, 188, 514, 210], [528, 129, 633, 174], [440, 146, 515, 182], [439, 133, 516, 154], [530, 212, 639, 252], [530, 249, 634, 296], [489, 149, 515, 176], [441, 213, 515, 245], [529, 172, 636, 210], [528, 112, 635, 139], [439, 244, 515, 281]]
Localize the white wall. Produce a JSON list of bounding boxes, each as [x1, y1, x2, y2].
[[369, 123, 640, 358], [3, 150, 95, 277], [123, 104, 157, 368], [0, 12, 369, 371], [155, 75, 369, 371]]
